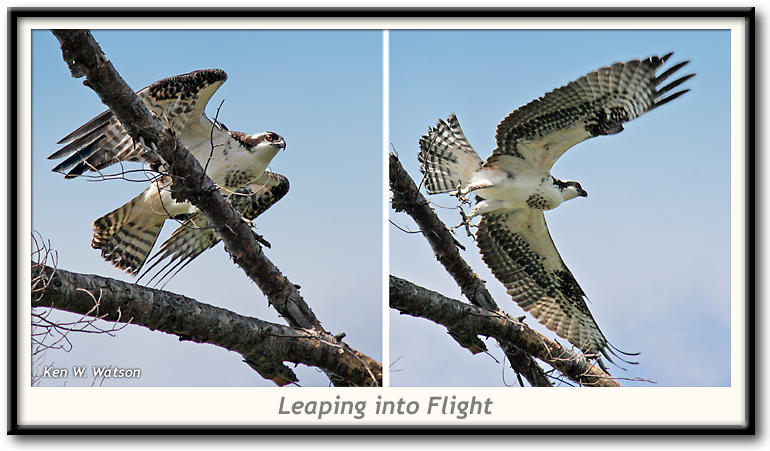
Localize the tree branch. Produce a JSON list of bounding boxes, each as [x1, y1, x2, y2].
[[390, 152, 552, 386], [34, 262, 381, 387], [390, 276, 620, 387], [50, 29, 381, 387]]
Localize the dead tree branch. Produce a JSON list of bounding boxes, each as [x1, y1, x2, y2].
[[390, 276, 620, 387], [34, 262, 381, 387], [51, 29, 380, 387], [390, 152, 553, 387]]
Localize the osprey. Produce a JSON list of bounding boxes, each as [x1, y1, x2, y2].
[[49, 69, 289, 280], [418, 53, 694, 366]]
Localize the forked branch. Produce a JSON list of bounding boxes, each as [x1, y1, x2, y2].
[[390, 276, 620, 387]]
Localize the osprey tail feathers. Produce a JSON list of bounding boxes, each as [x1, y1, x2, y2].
[[418, 114, 483, 194], [91, 189, 169, 274]]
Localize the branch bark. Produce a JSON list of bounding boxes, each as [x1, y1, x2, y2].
[[34, 262, 381, 387], [390, 276, 620, 387], [50, 29, 381, 387], [390, 152, 552, 386]]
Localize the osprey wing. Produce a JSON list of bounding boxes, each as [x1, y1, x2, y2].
[[49, 69, 228, 178], [139, 171, 290, 286], [492, 53, 693, 171], [476, 209, 635, 365]]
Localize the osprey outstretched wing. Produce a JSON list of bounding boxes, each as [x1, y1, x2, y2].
[[418, 53, 694, 366], [49, 69, 288, 275], [491, 53, 693, 171]]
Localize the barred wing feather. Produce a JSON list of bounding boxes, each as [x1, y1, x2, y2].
[[492, 53, 694, 171], [139, 171, 290, 286]]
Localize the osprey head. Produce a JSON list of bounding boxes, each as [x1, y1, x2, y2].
[[554, 178, 588, 201], [233, 131, 286, 153]]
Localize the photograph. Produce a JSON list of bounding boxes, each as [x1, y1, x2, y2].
[[389, 29, 732, 387], [10, 8, 753, 432], [30, 29, 383, 387]]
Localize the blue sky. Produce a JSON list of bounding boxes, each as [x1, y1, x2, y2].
[[389, 29, 732, 387], [31, 30, 382, 386]]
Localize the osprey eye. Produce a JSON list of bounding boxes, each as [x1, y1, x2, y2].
[[266, 134, 274, 142]]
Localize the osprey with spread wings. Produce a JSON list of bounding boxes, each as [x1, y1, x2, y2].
[[49, 69, 289, 284], [418, 53, 694, 366]]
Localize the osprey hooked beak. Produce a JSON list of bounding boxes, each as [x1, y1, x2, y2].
[[275, 136, 286, 150]]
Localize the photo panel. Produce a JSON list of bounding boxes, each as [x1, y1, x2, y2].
[[30, 29, 383, 387], [389, 28, 732, 387]]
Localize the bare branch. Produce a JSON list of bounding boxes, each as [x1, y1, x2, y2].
[[390, 276, 620, 387], [34, 262, 381, 387]]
